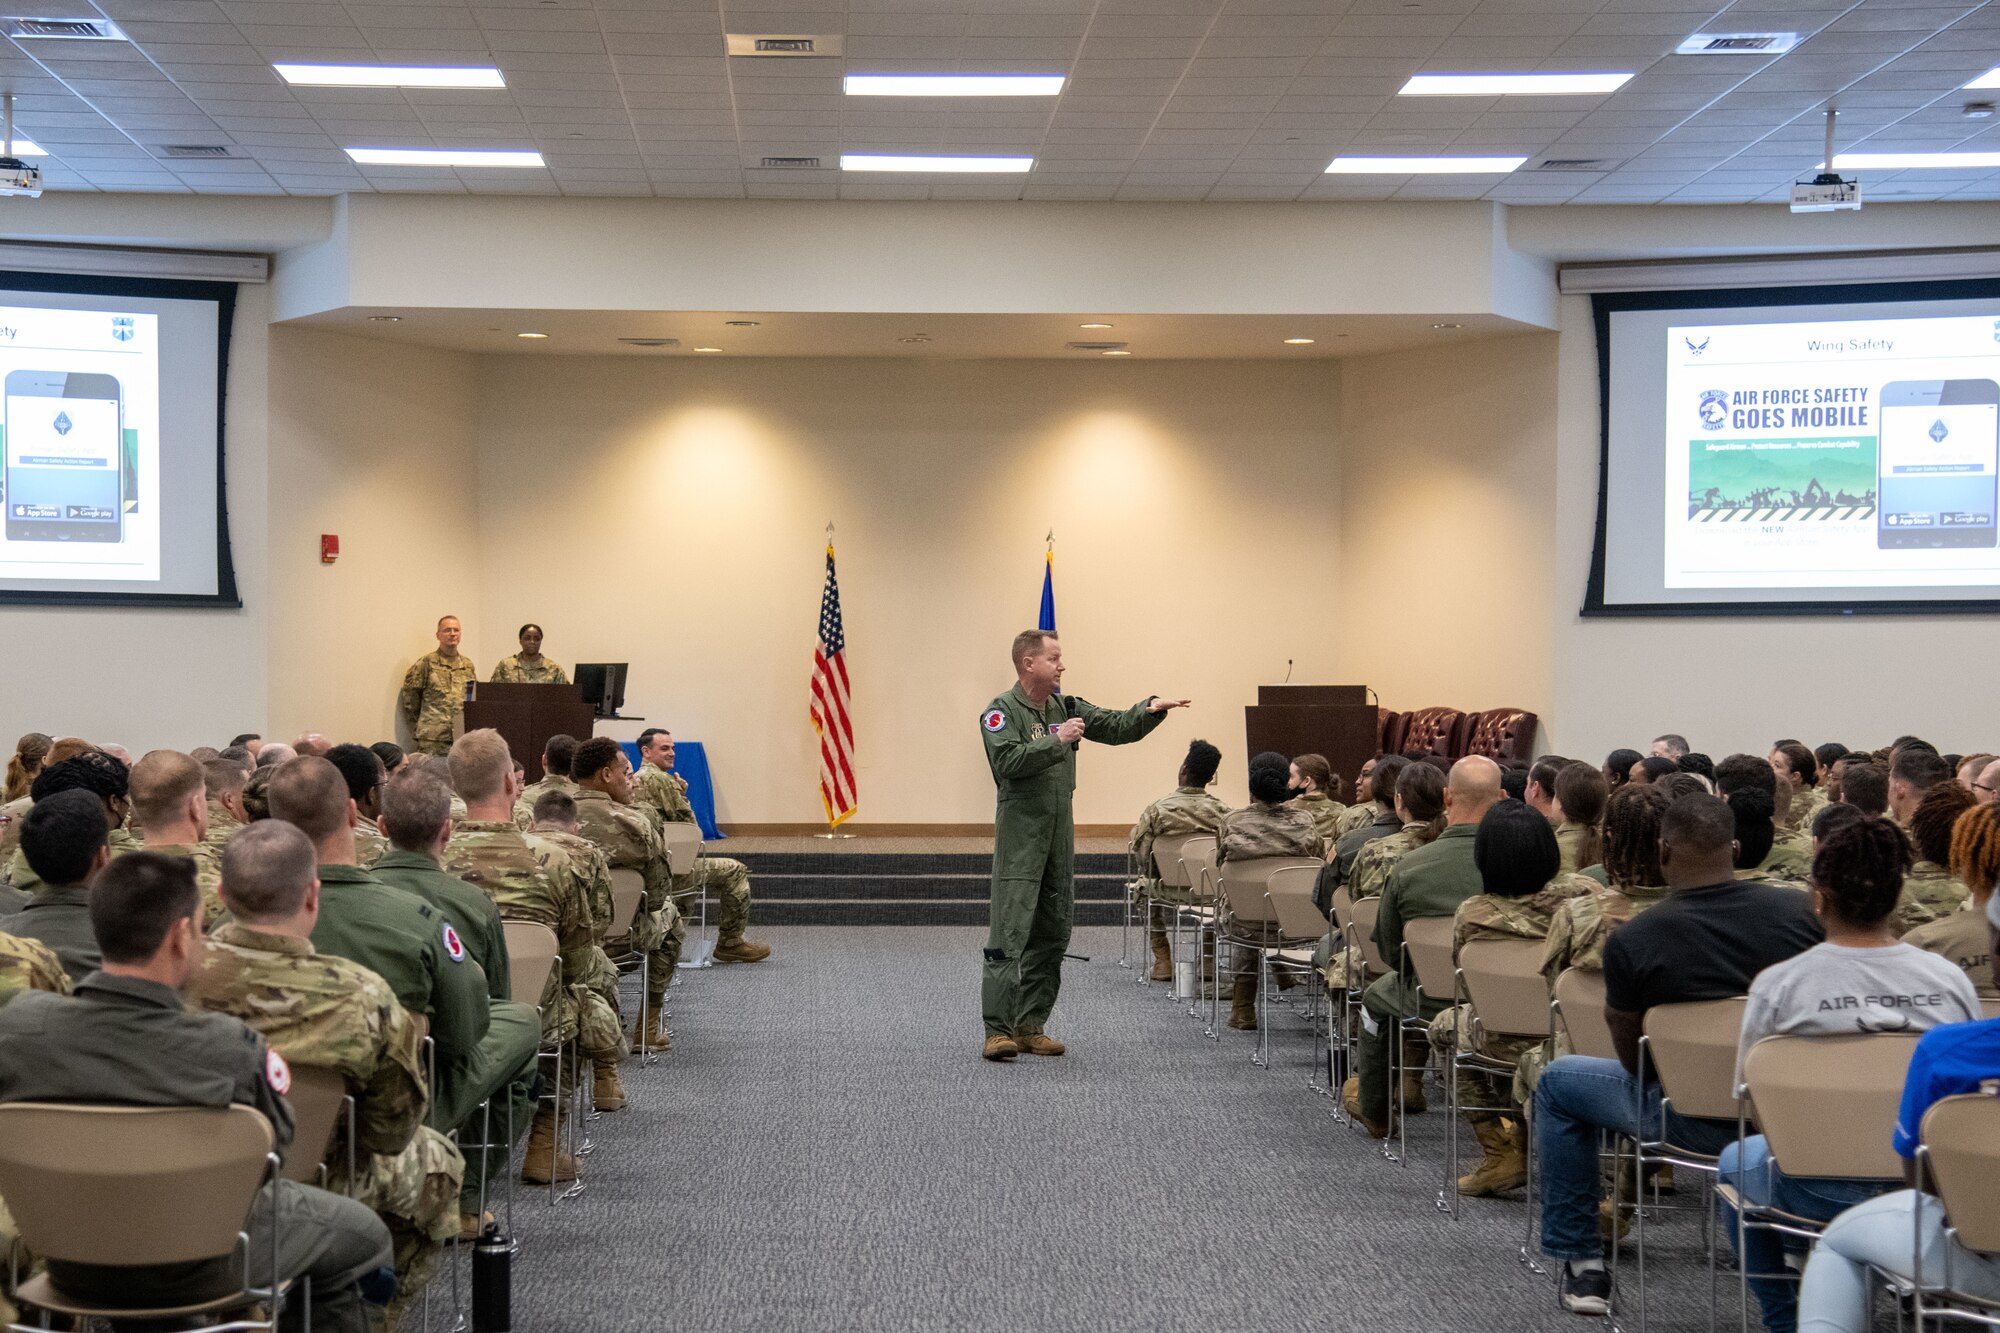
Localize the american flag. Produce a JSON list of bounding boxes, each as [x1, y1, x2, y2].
[[810, 542, 857, 826]]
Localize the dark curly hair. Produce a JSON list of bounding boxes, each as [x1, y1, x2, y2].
[[1811, 815, 1912, 927]]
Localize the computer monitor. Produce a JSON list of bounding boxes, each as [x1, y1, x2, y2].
[[574, 663, 628, 719]]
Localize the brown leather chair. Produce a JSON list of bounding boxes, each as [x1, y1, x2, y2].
[[1398, 707, 1464, 760], [1377, 708, 1406, 757], [1460, 708, 1539, 767]]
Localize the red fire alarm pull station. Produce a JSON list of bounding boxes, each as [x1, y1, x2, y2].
[[321, 535, 339, 565]]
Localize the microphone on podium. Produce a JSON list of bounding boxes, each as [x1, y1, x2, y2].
[[1284, 658, 1293, 683]]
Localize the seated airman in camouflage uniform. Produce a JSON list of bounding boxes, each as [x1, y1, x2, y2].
[[1284, 753, 1347, 844], [525, 790, 630, 1077], [1716, 754, 1811, 886], [1128, 739, 1229, 982], [1771, 741, 1827, 841], [513, 733, 581, 831], [1893, 782, 1976, 935], [1323, 761, 1444, 991], [628, 728, 770, 964], [0, 930, 66, 1008], [202, 756, 249, 853], [1217, 755, 1325, 1031], [325, 744, 392, 867], [569, 737, 683, 1053], [189, 821, 464, 1320], [121, 750, 227, 927]]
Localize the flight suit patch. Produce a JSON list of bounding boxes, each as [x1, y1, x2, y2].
[[982, 709, 1006, 733]]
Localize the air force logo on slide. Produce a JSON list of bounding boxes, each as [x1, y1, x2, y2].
[[982, 708, 1006, 733], [442, 922, 466, 963], [1698, 389, 1729, 432]]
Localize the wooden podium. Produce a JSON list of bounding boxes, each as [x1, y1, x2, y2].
[[1244, 685, 1378, 795], [463, 682, 596, 773]]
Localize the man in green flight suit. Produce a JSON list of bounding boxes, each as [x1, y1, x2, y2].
[[979, 629, 1188, 1062]]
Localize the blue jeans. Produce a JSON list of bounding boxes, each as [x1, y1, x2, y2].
[[1799, 1190, 2000, 1333], [1535, 1055, 1740, 1260], [1716, 1135, 1889, 1333]]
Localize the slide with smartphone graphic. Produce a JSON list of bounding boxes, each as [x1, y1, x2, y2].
[[1664, 313, 2000, 590], [0, 307, 159, 583]]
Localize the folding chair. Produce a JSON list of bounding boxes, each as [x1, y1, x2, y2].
[[1390, 916, 1457, 1167], [659, 823, 708, 968], [602, 867, 658, 1065], [1326, 886, 1359, 1093], [0, 1103, 289, 1331], [1339, 896, 1390, 1129], [1140, 831, 1204, 990], [1174, 837, 1220, 1023], [1266, 868, 1333, 1091], [1215, 856, 1320, 1054], [1912, 1091, 2000, 1328], [281, 1063, 356, 1192], [1442, 937, 1551, 1220], [1721, 1033, 1917, 1333], [501, 918, 581, 1208]]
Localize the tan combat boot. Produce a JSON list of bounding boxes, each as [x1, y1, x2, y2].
[[1149, 930, 1172, 982], [713, 935, 771, 964], [632, 997, 672, 1053], [593, 1059, 627, 1112], [1341, 1075, 1394, 1140], [1229, 976, 1258, 1030], [519, 1108, 577, 1185], [1457, 1116, 1528, 1196], [982, 1033, 1020, 1061], [1017, 1031, 1065, 1056]]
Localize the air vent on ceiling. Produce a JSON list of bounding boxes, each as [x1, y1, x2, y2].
[[1536, 158, 1617, 171], [759, 156, 822, 169], [725, 33, 843, 58], [1065, 341, 1128, 352], [5, 17, 125, 39], [1698, 35, 1779, 51], [618, 338, 680, 348], [157, 145, 234, 159]]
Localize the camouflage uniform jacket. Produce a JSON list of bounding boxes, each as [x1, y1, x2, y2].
[[1453, 875, 1594, 958], [1218, 802, 1324, 864], [0, 796, 31, 870], [572, 787, 673, 906], [528, 825, 614, 940], [2, 825, 139, 892], [1893, 861, 1972, 937], [1541, 879, 1670, 988], [398, 650, 477, 751], [203, 800, 242, 852], [491, 655, 568, 685], [1128, 786, 1229, 883], [512, 774, 579, 832], [1286, 793, 1349, 845], [1744, 837, 1812, 886], [1781, 786, 1828, 834], [0, 931, 68, 1009], [1555, 823, 1590, 876], [1904, 906, 1996, 998], [1332, 810, 1403, 889], [1348, 824, 1423, 902], [1332, 802, 1379, 840], [354, 817, 390, 868], [117, 839, 227, 928]]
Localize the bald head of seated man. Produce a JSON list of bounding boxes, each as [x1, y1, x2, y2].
[[1445, 754, 1504, 826]]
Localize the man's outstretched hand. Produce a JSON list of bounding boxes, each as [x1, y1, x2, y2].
[[1146, 697, 1192, 715]]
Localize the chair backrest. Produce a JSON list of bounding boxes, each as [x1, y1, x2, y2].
[[1266, 868, 1327, 941], [607, 866, 647, 935], [280, 1063, 351, 1184], [1402, 916, 1457, 998], [1220, 856, 1321, 926], [1744, 1033, 1919, 1180], [0, 1103, 273, 1265], [1183, 836, 1220, 902], [1349, 895, 1387, 976], [659, 822, 702, 877], [1921, 1093, 2000, 1254], [502, 919, 561, 1008], [1329, 886, 1353, 934], [1152, 832, 1202, 888], [1459, 937, 1554, 1039], [1644, 997, 1750, 1121], [1553, 967, 1615, 1060], [1982, 996, 2000, 1022]]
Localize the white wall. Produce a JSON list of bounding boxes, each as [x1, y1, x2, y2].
[[470, 356, 1342, 825]]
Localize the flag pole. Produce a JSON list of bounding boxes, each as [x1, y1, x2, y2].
[[813, 519, 856, 841]]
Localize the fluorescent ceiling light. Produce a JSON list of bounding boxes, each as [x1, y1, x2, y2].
[[1967, 67, 2000, 90], [346, 147, 544, 167], [844, 74, 1064, 97], [277, 63, 506, 89], [1325, 155, 1527, 174], [0, 140, 46, 157], [840, 153, 1032, 172], [1399, 72, 1632, 96], [1675, 33, 1799, 56], [1832, 152, 2000, 170]]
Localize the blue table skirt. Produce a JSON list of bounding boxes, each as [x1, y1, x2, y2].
[[617, 740, 723, 840]]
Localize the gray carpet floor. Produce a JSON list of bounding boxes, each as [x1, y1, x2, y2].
[[507, 926, 1720, 1332]]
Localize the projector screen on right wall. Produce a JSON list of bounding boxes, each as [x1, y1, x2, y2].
[[1586, 278, 2000, 616]]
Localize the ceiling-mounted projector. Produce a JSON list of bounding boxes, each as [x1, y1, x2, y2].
[[0, 156, 41, 198], [1791, 173, 1859, 212]]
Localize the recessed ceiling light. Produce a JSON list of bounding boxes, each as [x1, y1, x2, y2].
[[0, 139, 45, 157], [347, 147, 544, 168], [1965, 67, 2000, 90], [1432, 323, 1462, 330], [1283, 337, 1315, 345], [1102, 349, 1131, 356], [1399, 72, 1632, 96], [1080, 322, 1113, 329], [1326, 155, 1526, 174], [694, 346, 723, 352], [277, 63, 505, 89], [844, 74, 1064, 97], [840, 154, 1033, 173], [1675, 33, 1799, 56], [1832, 152, 2000, 170], [724, 320, 760, 327], [516, 332, 549, 340], [368, 315, 403, 323]]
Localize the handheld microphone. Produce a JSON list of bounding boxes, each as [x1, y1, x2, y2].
[[1056, 694, 1081, 748]]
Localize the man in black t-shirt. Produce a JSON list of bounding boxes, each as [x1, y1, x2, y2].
[[1533, 794, 1821, 1317]]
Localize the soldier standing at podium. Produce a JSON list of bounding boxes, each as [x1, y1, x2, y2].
[[490, 623, 569, 685], [978, 629, 1187, 1062], [399, 616, 478, 757]]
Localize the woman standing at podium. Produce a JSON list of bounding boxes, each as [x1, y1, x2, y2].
[[491, 623, 570, 684]]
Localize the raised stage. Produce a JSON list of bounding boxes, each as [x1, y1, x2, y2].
[[723, 835, 1130, 927]]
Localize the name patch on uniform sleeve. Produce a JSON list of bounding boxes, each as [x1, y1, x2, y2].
[[265, 1047, 292, 1096], [442, 922, 467, 962], [982, 709, 1006, 733]]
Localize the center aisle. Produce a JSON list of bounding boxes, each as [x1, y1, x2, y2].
[[510, 925, 1699, 1331]]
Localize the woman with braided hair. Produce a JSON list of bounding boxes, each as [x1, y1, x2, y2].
[[1893, 781, 1975, 935], [1719, 815, 1980, 1333], [1902, 799, 2000, 996]]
